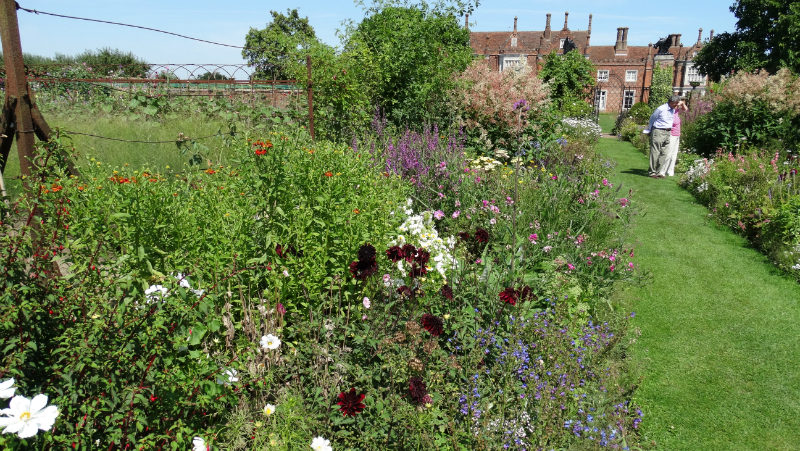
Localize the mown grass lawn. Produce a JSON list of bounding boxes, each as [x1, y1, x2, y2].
[[598, 112, 617, 134], [600, 138, 800, 450]]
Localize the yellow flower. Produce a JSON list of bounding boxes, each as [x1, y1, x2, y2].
[[443, 314, 450, 320]]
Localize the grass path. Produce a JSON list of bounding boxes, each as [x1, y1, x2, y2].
[[599, 139, 800, 450]]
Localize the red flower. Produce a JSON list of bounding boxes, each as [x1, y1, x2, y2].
[[409, 263, 427, 279], [475, 228, 489, 243], [408, 377, 428, 404], [519, 285, 537, 303], [421, 313, 443, 336], [350, 244, 378, 280], [457, 231, 470, 242], [324, 171, 333, 177], [277, 303, 286, 315], [336, 388, 366, 417], [357, 244, 377, 262], [414, 248, 430, 265], [396, 286, 412, 297], [440, 285, 453, 301], [255, 149, 267, 156], [386, 245, 404, 262], [499, 287, 519, 306], [401, 244, 417, 263]]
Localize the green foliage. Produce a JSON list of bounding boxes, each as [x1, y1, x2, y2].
[[539, 50, 597, 108], [2, 47, 150, 78], [680, 146, 800, 280], [242, 9, 319, 80], [648, 64, 672, 108], [694, 0, 800, 82], [348, 0, 475, 126], [197, 72, 230, 81]]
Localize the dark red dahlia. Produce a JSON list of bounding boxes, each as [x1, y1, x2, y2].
[[414, 248, 430, 265], [408, 377, 428, 404], [336, 388, 366, 417], [409, 263, 427, 279], [386, 245, 404, 262], [276, 244, 300, 258], [457, 231, 470, 242], [349, 259, 378, 280], [519, 286, 537, 303], [401, 244, 417, 263], [357, 244, 377, 262], [475, 228, 489, 243], [440, 285, 453, 301], [499, 287, 519, 306], [421, 313, 443, 337], [396, 286, 412, 297]]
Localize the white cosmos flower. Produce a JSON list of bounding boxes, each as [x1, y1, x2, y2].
[[192, 436, 207, 451], [263, 403, 276, 416], [260, 334, 281, 350], [216, 368, 238, 386], [0, 394, 59, 438], [310, 436, 333, 451], [175, 273, 192, 289], [0, 379, 15, 399]]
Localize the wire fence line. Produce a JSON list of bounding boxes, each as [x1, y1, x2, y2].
[[17, 4, 261, 51], [61, 131, 236, 144]]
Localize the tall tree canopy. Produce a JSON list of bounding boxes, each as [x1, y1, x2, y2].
[[348, 1, 474, 125], [538, 49, 596, 105], [694, 0, 800, 81], [242, 9, 318, 79]]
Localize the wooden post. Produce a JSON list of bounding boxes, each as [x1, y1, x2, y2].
[[0, 0, 37, 190], [306, 55, 314, 140]]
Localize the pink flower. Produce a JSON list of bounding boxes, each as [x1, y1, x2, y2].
[[475, 259, 483, 264], [620, 198, 629, 207], [362, 314, 368, 320], [528, 233, 538, 243], [609, 265, 615, 271], [433, 210, 445, 220], [490, 218, 497, 225], [543, 246, 552, 253], [505, 197, 514, 205], [455, 200, 461, 207], [602, 178, 609, 186], [628, 262, 634, 269], [452, 210, 461, 219], [363, 297, 371, 309], [277, 303, 286, 315], [567, 263, 575, 270]]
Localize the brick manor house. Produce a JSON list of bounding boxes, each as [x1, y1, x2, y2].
[[468, 12, 712, 113]]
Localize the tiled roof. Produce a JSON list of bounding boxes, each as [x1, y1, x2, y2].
[[470, 30, 590, 55]]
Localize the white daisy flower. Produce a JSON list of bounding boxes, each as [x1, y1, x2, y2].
[[260, 334, 281, 350], [0, 379, 15, 399]]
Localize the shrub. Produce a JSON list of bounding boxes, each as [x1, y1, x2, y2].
[[648, 64, 672, 108], [452, 59, 551, 154]]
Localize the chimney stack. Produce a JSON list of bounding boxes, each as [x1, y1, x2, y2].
[[588, 14, 592, 35], [465, 14, 469, 29], [513, 16, 518, 34], [615, 27, 628, 53], [563, 11, 569, 30], [671, 33, 681, 46], [697, 28, 703, 45], [545, 14, 551, 39], [709, 29, 714, 40]]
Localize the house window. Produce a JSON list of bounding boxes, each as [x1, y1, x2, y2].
[[597, 70, 609, 82], [687, 65, 706, 84], [623, 90, 635, 110], [502, 57, 520, 72], [560, 38, 565, 49], [625, 70, 638, 82], [595, 89, 607, 111]]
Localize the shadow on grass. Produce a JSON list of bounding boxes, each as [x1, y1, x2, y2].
[[621, 168, 650, 177]]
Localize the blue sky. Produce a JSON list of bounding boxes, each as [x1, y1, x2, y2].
[[16, 0, 737, 70]]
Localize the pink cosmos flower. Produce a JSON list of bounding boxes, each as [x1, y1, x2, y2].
[[433, 210, 445, 220], [452, 210, 461, 219]]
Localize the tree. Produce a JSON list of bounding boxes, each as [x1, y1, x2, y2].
[[694, 0, 800, 82], [348, 0, 475, 125], [242, 9, 318, 79], [197, 72, 230, 81], [538, 49, 596, 112]]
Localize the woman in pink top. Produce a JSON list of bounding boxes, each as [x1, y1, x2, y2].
[[665, 100, 689, 177]]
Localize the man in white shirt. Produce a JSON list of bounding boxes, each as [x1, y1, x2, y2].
[[644, 95, 681, 178]]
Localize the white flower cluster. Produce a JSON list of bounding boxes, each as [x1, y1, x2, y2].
[[390, 201, 456, 278], [561, 117, 602, 139], [682, 158, 714, 191], [470, 156, 503, 171]]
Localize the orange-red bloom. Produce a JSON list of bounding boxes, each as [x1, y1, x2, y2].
[[324, 171, 333, 177]]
